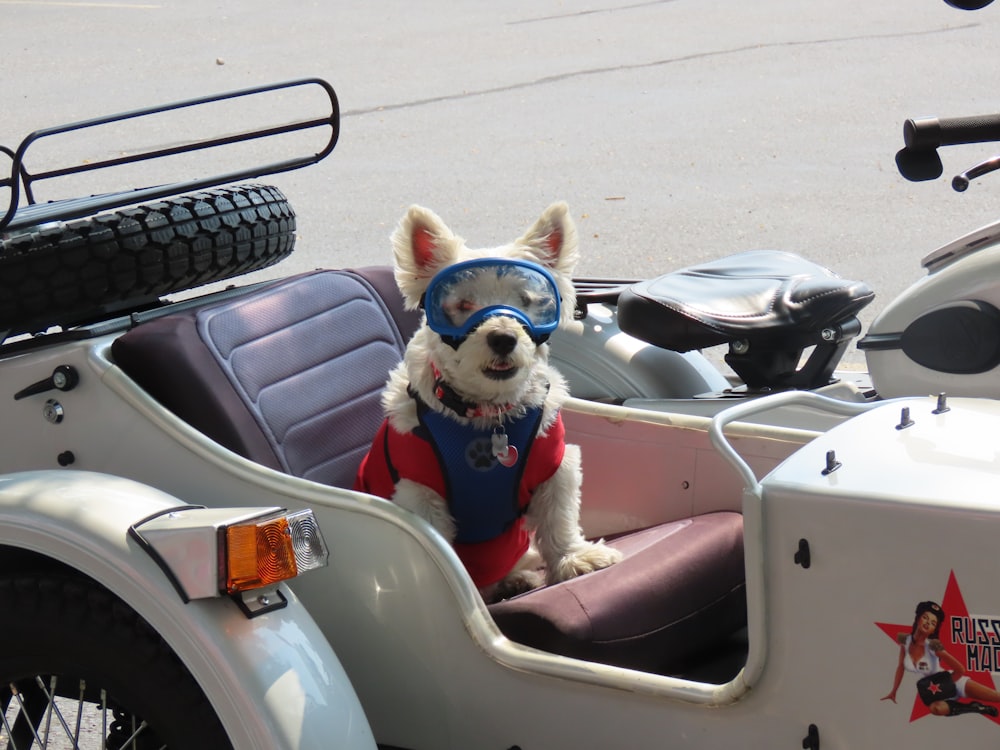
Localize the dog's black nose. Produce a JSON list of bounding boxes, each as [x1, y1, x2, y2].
[[487, 331, 518, 356]]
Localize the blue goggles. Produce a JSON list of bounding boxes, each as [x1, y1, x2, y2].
[[423, 259, 561, 343]]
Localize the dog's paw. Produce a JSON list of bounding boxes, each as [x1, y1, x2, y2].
[[550, 542, 623, 584], [486, 569, 545, 603]]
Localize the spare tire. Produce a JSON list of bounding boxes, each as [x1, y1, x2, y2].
[[0, 183, 295, 336]]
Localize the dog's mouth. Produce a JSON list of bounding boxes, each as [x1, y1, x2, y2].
[[483, 360, 519, 381]]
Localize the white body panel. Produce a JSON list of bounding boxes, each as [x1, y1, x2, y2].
[[549, 302, 729, 400], [755, 395, 1000, 746], [0, 355, 376, 750], [865, 241, 1000, 398], [5, 326, 1000, 747]]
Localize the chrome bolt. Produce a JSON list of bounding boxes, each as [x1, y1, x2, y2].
[[42, 399, 64, 424]]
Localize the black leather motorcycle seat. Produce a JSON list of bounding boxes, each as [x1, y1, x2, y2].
[[617, 250, 875, 352]]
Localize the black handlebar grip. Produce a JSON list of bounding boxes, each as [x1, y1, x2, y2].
[[904, 114, 1000, 149]]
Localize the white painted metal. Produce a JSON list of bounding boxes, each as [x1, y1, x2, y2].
[[0, 469, 375, 750], [0, 335, 811, 748], [866, 241, 1000, 398], [5, 311, 1000, 747], [756, 395, 1000, 747], [549, 302, 729, 400]]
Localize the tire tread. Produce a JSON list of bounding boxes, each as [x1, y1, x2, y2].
[[0, 183, 295, 335]]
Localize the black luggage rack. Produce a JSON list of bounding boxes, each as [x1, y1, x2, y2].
[[0, 77, 340, 234]]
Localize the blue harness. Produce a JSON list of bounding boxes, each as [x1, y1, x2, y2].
[[415, 399, 543, 544]]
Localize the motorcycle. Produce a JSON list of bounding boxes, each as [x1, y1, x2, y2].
[[544, 111, 1000, 436], [4, 18, 1000, 750]]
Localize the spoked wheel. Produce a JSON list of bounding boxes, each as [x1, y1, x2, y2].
[[0, 571, 232, 749], [3, 677, 163, 749]]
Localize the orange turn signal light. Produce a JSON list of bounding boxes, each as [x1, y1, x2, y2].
[[224, 509, 328, 594]]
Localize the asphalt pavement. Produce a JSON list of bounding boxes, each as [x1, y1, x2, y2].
[[4, 0, 1000, 367]]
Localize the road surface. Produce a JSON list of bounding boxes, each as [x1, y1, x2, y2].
[[3, 0, 1000, 366]]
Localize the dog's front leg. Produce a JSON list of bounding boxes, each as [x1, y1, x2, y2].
[[392, 478, 457, 542], [525, 444, 623, 584]]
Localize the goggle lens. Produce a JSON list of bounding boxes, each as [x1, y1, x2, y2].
[[424, 259, 561, 341]]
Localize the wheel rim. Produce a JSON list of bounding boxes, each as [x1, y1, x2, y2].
[[2, 676, 167, 750]]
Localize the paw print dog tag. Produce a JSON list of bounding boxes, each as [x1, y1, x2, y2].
[[492, 428, 519, 468]]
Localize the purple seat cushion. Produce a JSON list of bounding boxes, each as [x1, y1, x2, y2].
[[489, 512, 746, 673]]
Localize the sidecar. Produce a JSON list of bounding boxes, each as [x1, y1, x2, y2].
[[3, 81, 1000, 750]]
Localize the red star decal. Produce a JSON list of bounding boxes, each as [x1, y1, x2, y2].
[[875, 571, 1000, 724]]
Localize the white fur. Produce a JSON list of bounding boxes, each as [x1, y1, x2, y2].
[[382, 202, 622, 602]]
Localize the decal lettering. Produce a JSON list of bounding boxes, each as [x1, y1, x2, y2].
[[966, 644, 1000, 673], [951, 615, 1000, 672]]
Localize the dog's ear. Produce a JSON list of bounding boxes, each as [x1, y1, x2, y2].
[[517, 202, 580, 325], [516, 201, 579, 277], [391, 205, 463, 309]]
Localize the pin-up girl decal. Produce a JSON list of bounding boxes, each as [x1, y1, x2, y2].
[[882, 601, 1000, 718]]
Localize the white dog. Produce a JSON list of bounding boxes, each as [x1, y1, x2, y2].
[[355, 202, 622, 602]]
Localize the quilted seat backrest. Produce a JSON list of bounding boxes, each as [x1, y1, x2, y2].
[[113, 268, 420, 487]]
